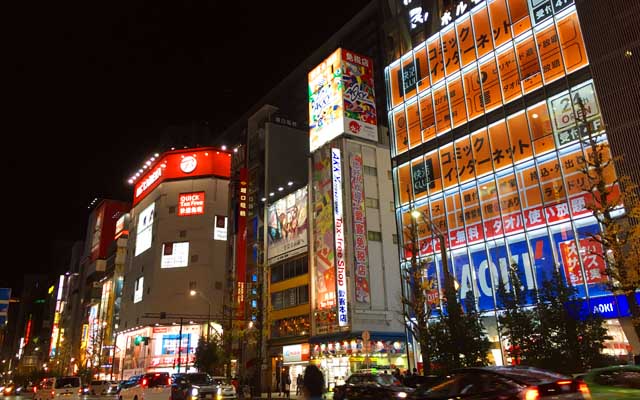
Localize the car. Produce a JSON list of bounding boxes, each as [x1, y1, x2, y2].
[[171, 373, 220, 400], [89, 381, 112, 396], [2, 384, 16, 396], [333, 372, 413, 400], [410, 366, 591, 400], [211, 377, 236, 399], [118, 373, 172, 400], [401, 375, 444, 390], [577, 365, 640, 399], [34, 377, 82, 400]]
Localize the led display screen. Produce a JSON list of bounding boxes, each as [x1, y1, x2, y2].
[[161, 242, 189, 269], [267, 186, 308, 263], [135, 203, 155, 256]]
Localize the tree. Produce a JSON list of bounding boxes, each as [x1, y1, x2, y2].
[[400, 210, 490, 374], [194, 335, 229, 376], [575, 96, 640, 338]]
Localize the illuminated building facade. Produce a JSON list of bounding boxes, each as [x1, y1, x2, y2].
[[385, 0, 639, 367]]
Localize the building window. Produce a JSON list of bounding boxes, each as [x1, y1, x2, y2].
[[168, 206, 176, 214], [270, 257, 308, 283], [271, 285, 309, 311], [365, 197, 379, 209], [271, 316, 310, 338], [393, 234, 399, 244], [368, 231, 382, 241], [364, 165, 377, 176], [133, 276, 144, 303], [179, 230, 187, 238]]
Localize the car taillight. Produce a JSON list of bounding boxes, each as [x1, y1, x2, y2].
[[51, 390, 56, 397], [167, 378, 171, 386], [524, 387, 539, 400], [34, 387, 38, 393], [578, 381, 591, 398], [78, 389, 82, 394], [141, 379, 148, 388]]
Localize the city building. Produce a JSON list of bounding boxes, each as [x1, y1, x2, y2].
[[385, 0, 640, 370], [116, 147, 230, 378]]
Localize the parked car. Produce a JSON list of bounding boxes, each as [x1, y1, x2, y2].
[[410, 366, 591, 400], [35, 377, 82, 400], [118, 373, 171, 400], [401, 375, 443, 390], [333, 372, 413, 400], [576, 365, 640, 399], [211, 377, 236, 399], [89, 381, 114, 396], [172, 373, 219, 400]]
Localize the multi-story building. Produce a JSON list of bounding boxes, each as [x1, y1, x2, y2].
[[385, 0, 639, 369], [116, 147, 230, 378]]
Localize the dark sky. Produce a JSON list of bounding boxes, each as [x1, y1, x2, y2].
[[5, 0, 372, 291]]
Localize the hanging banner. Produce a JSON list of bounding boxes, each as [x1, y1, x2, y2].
[[332, 148, 349, 327], [350, 154, 370, 304], [235, 168, 248, 319]]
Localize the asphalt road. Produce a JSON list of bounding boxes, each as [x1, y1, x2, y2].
[[3, 395, 118, 400]]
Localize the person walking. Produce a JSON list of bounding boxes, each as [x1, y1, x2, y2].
[[301, 365, 324, 400], [276, 371, 281, 397], [296, 374, 303, 396], [283, 373, 291, 399]]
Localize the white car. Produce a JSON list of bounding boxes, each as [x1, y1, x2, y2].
[[119, 373, 172, 400], [35, 377, 82, 400], [211, 377, 236, 400], [89, 381, 119, 396]]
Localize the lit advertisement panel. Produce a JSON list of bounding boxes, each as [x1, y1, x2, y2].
[[214, 215, 227, 241], [150, 325, 200, 368], [161, 242, 189, 268], [133, 277, 143, 303], [387, 2, 617, 312], [178, 191, 205, 216], [133, 148, 231, 206], [267, 186, 308, 263], [350, 154, 370, 304], [331, 148, 348, 327], [312, 146, 337, 332], [309, 49, 378, 152], [135, 203, 155, 256]]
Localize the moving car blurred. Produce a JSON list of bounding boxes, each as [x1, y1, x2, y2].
[[118, 373, 171, 400], [410, 366, 591, 400], [211, 376, 236, 399], [577, 365, 640, 399], [2, 384, 16, 396], [171, 373, 218, 400], [35, 377, 82, 400], [333, 372, 413, 400]]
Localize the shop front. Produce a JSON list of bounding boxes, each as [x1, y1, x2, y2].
[[282, 344, 310, 395], [310, 335, 407, 390]]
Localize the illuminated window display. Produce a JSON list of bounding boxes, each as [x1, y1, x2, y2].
[[386, 1, 632, 361]]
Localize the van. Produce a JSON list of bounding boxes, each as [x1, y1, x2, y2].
[[35, 377, 82, 400]]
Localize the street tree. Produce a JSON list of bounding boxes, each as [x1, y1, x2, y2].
[[194, 335, 228, 376], [575, 96, 640, 339]]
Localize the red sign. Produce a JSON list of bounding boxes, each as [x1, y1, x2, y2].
[[235, 168, 248, 319], [560, 237, 607, 286], [133, 148, 231, 206], [178, 192, 205, 216]]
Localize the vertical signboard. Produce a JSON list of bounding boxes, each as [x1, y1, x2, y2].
[[0, 288, 10, 326], [235, 168, 248, 319], [312, 147, 337, 331], [309, 49, 378, 153], [350, 154, 370, 304], [332, 148, 348, 327]]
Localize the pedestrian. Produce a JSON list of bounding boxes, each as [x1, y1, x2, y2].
[[284, 373, 291, 399], [412, 368, 418, 376], [276, 372, 281, 397], [296, 374, 303, 396], [301, 365, 324, 400], [393, 368, 402, 384]]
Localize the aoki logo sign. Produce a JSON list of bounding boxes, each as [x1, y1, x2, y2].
[[332, 148, 348, 327]]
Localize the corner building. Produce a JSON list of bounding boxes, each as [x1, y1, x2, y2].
[[385, 0, 639, 367], [117, 147, 230, 377]]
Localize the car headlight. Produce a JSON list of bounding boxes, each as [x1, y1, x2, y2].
[[191, 388, 199, 397], [396, 392, 407, 398], [216, 388, 222, 395]]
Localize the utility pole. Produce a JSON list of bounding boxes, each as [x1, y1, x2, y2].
[[177, 317, 183, 373]]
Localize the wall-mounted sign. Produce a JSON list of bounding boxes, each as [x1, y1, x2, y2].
[[267, 186, 309, 262], [332, 148, 348, 327], [309, 49, 377, 153], [350, 155, 370, 304], [161, 242, 190, 269], [214, 215, 228, 241], [133, 148, 230, 206], [135, 203, 155, 256], [178, 192, 205, 216], [235, 168, 248, 319], [133, 277, 144, 303], [283, 343, 310, 363]]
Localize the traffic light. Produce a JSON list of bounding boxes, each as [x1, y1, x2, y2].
[[134, 336, 150, 346]]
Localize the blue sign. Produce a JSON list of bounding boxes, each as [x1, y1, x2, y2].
[[570, 293, 640, 320], [0, 288, 10, 301]]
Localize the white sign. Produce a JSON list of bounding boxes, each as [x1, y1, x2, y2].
[[283, 344, 302, 363], [135, 203, 155, 256], [133, 277, 144, 303], [214, 215, 228, 241], [332, 148, 348, 327], [161, 242, 190, 269], [136, 166, 163, 198], [180, 155, 198, 173]]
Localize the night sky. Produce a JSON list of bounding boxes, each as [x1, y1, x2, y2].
[[5, 0, 372, 292]]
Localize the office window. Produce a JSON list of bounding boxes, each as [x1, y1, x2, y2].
[[368, 231, 382, 241], [364, 166, 377, 176], [365, 198, 379, 209]]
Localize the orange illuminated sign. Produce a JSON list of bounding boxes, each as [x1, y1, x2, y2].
[[178, 192, 205, 216]]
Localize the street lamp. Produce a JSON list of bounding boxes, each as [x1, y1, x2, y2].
[[189, 289, 212, 339]]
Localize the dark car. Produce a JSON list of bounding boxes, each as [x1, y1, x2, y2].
[[333, 373, 413, 400], [410, 366, 591, 400], [171, 373, 219, 400], [401, 375, 444, 390]]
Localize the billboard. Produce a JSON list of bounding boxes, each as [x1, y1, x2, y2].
[[133, 148, 231, 206], [309, 48, 378, 153], [178, 192, 205, 216], [350, 154, 371, 304], [332, 148, 348, 327], [161, 242, 190, 268], [267, 186, 309, 263], [135, 203, 155, 256]]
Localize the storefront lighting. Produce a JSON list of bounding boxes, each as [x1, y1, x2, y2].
[[221, 145, 227, 151]]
